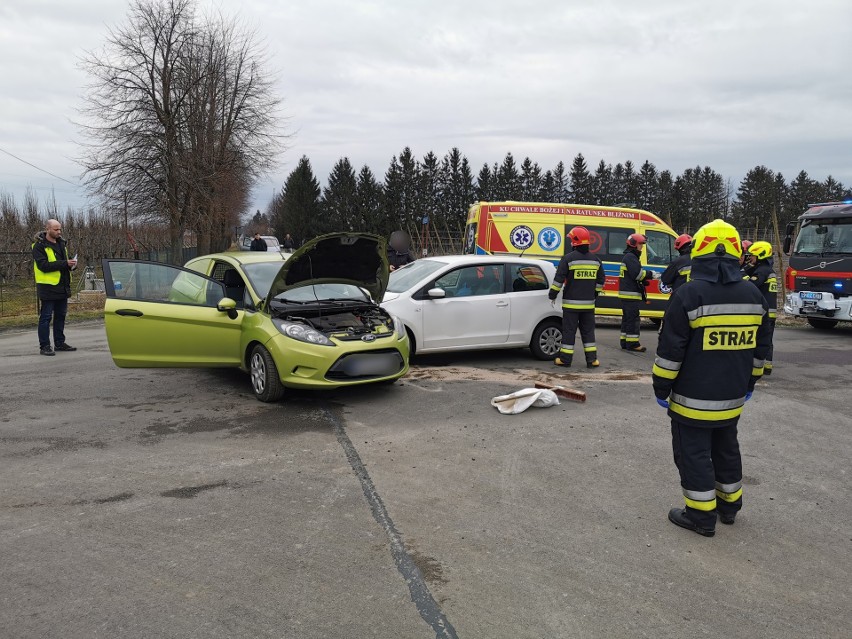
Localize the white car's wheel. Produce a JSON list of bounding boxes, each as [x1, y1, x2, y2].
[[530, 321, 562, 360], [250, 344, 285, 402]]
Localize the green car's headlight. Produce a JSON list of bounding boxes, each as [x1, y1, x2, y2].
[[274, 320, 336, 346], [392, 315, 406, 340]]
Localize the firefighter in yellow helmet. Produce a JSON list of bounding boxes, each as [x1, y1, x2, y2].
[[745, 241, 777, 375], [652, 219, 771, 537]]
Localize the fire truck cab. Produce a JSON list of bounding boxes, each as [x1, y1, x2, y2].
[[782, 201, 852, 329]]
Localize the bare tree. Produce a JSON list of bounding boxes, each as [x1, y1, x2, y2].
[[78, 0, 283, 263]]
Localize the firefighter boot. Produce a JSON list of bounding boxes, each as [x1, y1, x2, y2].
[[718, 512, 736, 525], [554, 355, 572, 367], [627, 344, 646, 353], [668, 508, 715, 537], [586, 358, 600, 368]]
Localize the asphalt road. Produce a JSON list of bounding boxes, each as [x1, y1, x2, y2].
[[1, 319, 850, 638]]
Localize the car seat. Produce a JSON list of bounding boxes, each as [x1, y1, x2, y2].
[[222, 269, 246, 308]]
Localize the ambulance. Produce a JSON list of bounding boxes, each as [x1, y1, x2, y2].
[[463, 201, 680, 319]]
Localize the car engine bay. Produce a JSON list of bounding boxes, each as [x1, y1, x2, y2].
[[271, 300, 395, 338]]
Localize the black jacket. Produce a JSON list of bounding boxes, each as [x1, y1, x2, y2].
[[32, 231, 73, 300], [660, 252, 692, 295], [548, 247, 605, 311], [388, 248, 414, 269], [618, 249, 651, 300], [652, 256, 771, 428], [747, 260, 778, 318], [250, 238, 267, 251]]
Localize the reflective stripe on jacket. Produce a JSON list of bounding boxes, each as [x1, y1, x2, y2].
[[618, 250, 649, 299], [652, 274, 771, 428], [549, 250, 605, 311], [748, 261, 777, 319]]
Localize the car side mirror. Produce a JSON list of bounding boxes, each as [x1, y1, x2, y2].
[[218, 297, 239, 320], [427, 287, 446, 299]]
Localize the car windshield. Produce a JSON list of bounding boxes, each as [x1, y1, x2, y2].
[[240, 262, 368, 302], [794, 219, 852, 255], [275, 283, 369, 303], [386, 259, 447, 293]]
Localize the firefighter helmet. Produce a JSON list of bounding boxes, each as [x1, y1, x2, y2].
[[748, 240, 773, 260], [741, 240, 753, 254], [568, 226, 591, 247], [674, 234, 693, 252], [691, 219, 742, 259], [626, 233, 646, 249]]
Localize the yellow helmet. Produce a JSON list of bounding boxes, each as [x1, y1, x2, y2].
[[691, 218, 743, 259], [748, 240, 773, 260]]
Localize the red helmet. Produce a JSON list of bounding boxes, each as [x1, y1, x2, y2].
[[626, 233, 647, 249], [568, 226, 590, 247], [674, 234, 693, 251], [742, 240, 753, 253]]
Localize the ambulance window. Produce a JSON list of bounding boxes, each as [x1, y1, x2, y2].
[[646, 231, 676, 265], [586, 226, 632, 262], [508, 264, 548, 292]]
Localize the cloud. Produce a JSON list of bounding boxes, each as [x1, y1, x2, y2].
[[2, 0, 851, 214]]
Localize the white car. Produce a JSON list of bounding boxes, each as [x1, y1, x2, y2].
[[381, 255, 563, 359]]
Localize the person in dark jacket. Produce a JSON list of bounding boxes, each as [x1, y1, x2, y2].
[[32, 219, 78, 356], [745, 241, 777, 375], [388, 230, 414, 271], [660, 233, 693, 298], [548, 226, 605, 367], [249, 233, 267, 251], [652, 219, 770, 537], [282, 233, 295, 251], [618, 233, 654, 351]]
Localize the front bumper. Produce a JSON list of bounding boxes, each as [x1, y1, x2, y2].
[[263, 332, 410, 389], [784, 292, 852, 321]]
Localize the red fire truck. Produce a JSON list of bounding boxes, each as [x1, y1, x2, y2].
[[782, 201, 852, 329]]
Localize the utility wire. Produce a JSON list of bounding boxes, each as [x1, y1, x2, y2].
[[0, 146, 81, 188]]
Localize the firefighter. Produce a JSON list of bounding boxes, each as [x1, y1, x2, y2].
[[746, 241, 777, 375], [548, 226, 605, 367], [619, 233, 654, 352], [660, 234, 692, 297], [653, 219, 770, 537]]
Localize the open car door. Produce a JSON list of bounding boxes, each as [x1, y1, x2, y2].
[[102, 260, 243, 367]]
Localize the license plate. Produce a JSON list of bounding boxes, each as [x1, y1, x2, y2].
[[800, 291, 822, 301]]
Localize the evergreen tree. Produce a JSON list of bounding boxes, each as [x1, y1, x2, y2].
[[730, 165, 780, 236], [383, 148, 421, 235], [551, 161, 568, 203], [611, 163, 627, 205], [270, 155, 321, 246], [355, 165, 384, 233], [623, 160, 640, 206], [822, 175, 848, 201], [321, 157, 358, 232], [656, 170, 677, 227], [592, 160, 613, 206], [496, 152, 521, 200], [786, 170, 823, 218], [520, 157, 543, 200], [540, 170, 556, 202], [637, 160, 659, 213], [476, 163, 494, 202], [569, 153, 593, 202], [419, 151, 441, 242], [439, 148, 475, 237]]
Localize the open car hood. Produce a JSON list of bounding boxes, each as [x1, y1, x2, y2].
[[264, 233, 389, 308]]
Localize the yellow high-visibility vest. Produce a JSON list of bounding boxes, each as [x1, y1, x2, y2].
[[33, 243, 64, 285]]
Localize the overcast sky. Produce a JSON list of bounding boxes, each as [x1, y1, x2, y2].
[[2, 0, 851, 218]]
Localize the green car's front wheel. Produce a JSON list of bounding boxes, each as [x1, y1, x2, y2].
[[250, 344, 285, 402]]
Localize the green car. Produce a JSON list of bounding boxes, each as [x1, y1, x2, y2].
[[102, 233, 410, 402]]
